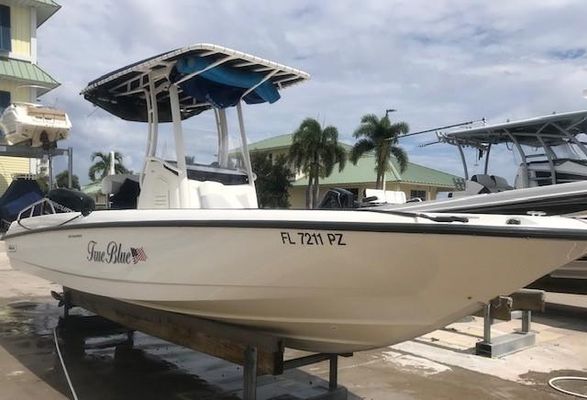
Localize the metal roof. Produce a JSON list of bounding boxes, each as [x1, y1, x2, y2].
[[32, 0, 60, 27], [81, 43, 310, 122], [440, 110, 587, 148], [246, 133, 459, 188], [248, 133, 352, 152], [0, 58, 59, 95], [292, 154, 461, 188]]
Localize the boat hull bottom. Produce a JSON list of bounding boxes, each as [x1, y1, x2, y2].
[[125, 299, 483, 353]]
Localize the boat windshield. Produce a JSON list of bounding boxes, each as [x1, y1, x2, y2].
[[549, 141, 587, 160], [152, 108, 251, 182]]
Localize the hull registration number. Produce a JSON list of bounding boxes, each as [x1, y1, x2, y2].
[[280, 231, 346, 246]]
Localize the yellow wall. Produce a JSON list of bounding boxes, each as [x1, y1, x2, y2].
[[289, 186, 306, 208], [10, 5, 31, 59], [0, 156, 30, 193], [0, 80, 30, 102]]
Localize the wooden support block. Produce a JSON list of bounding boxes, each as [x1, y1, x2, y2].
[[65, 288, 285, 375], [510, 289, 545, 312], [473, 296, 513, 321]]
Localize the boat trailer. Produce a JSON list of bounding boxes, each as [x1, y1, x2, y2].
[[57, 288, 350, 400]]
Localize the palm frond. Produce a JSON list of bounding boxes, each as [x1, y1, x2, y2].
[[114, 164, 129, 174], [321, 126, 339, 143], [349, 138, 374, 164], [334, 144, 347, 171], [91, 151, 108, 162], [360, 114, 380, 127], [88, 162, 105, 181], [390, 121, 410, 136], [390, 146, 409, 173]]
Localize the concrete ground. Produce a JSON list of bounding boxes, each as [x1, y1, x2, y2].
[[0, 244, 585, 399]]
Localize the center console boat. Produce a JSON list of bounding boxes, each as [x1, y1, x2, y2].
[[5, 44, 587, 352]]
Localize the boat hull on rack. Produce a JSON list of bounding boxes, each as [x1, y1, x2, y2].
[[5, 209, 587, 352]]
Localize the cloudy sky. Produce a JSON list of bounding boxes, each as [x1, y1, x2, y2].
[[38, 0, 587, 184]]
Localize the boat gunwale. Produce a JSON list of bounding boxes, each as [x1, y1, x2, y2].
[[4, 218, 587, 241]]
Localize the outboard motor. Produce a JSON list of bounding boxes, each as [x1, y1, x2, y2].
[[47, 188, 95, 216], [318, 188, 356, 209], [110, 178, 141, 209]]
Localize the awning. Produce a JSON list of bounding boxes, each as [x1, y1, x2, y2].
[[0, 58, 60, 95]]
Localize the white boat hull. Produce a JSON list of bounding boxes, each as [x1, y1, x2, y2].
[[6, 209, 587, 352], [382, 182, 587, 282], [0, 103, 71, 147]]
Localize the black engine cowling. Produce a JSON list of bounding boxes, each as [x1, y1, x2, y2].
[[47, 188, 95, 216]]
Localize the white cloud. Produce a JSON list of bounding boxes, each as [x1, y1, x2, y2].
[[37, 0, 587, 184]]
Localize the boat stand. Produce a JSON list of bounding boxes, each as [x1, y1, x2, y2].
[[59, 288, 349, 400], [475, 289, 545, 357]]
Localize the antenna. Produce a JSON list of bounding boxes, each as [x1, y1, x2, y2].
[[399, 118, 486, 138]]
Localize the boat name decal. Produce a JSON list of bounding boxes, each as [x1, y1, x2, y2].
[[87, 241, 147, 264], [280, 232, 346, 246]]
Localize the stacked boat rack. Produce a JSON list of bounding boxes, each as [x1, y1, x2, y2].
[[0, 102, 74, 188]]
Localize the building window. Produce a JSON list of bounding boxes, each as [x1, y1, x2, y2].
[[0, 5, 10, 52], [0, 91, 10, 113], [410, 190, 427, 200]]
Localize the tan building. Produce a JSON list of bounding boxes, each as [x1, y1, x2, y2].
[[0, 0, 60, 193], [248, 133, 461, 208]]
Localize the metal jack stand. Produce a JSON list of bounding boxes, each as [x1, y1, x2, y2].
[[243, 350, 348, 399], [475, 289, 544, 358]]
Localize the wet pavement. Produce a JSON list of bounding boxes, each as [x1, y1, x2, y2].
[[0, 298, 347, 400], [0, 295, 585, 399]]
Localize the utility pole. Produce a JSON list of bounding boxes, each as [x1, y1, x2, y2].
[[382, 108, 397, 191]]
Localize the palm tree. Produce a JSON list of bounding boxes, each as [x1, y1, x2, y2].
[[349, 114, 409, 190], [55, 170, 80, 190], [250, 152, 293, 208], [288, 118, 347, 208], [88, 151, 129, 181]]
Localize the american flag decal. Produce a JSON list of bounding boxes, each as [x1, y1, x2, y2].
[[130, 247, 147, 264]]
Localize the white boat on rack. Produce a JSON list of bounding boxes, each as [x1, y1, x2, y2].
[[374, 113, 587, 285], [5, 44, 587, 353], [0, 102, 71, 148], [438, 110, 587, 193]]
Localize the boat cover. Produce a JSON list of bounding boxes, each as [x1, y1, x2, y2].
[[0, 179, 43, 226], [81, 44, 310, 122]]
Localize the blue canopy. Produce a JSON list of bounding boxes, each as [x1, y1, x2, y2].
[[175, 56, 280, 108]]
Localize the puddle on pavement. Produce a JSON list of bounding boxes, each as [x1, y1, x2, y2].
[[0, 298, 338, 400]]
